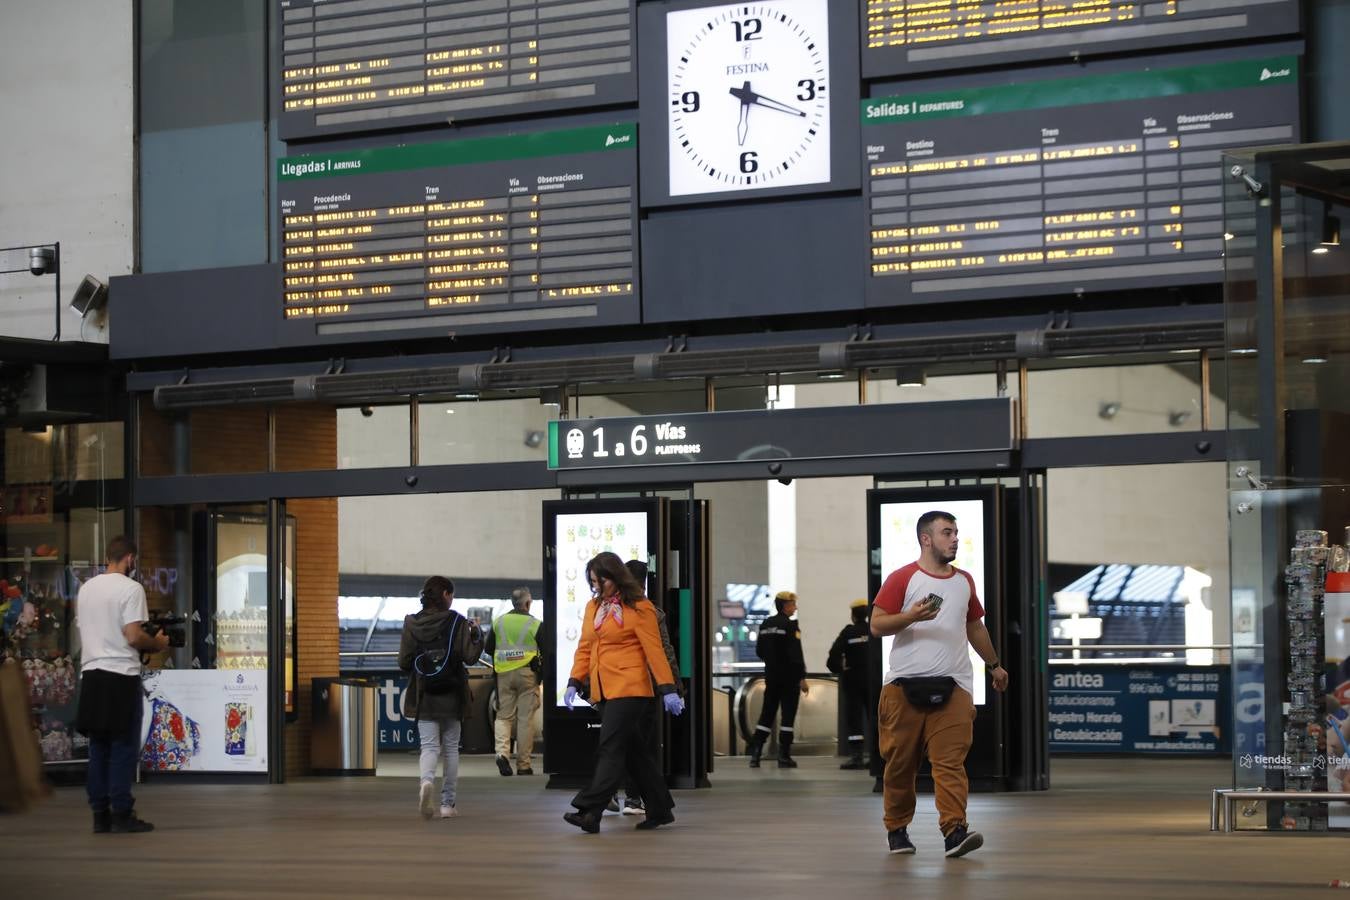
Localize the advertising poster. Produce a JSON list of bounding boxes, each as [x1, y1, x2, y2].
[[1049, 664, 1229, 754], [552, 511, 650, 707], [140, 670, 268, 773], [878, 499, 988, 705]]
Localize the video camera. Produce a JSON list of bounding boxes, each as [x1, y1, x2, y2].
[[141, 611, 187, 649]]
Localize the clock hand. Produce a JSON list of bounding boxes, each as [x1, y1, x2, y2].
[[729, 82, 807, 118], [733, 80, 751, 147]]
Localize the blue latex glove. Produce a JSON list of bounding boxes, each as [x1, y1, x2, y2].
[[564, 685, 578, 709], [662, 693, 685, 716]]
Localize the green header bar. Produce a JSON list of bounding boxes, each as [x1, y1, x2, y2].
[[278, 123, 637, 181], [863, 56, 1298, 125], [547, 421, 560, 470]]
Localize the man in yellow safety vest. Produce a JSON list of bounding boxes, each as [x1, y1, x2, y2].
[[487, 587, 542, 775]]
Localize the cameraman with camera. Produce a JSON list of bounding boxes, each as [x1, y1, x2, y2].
[[76, 536, 168, 834]]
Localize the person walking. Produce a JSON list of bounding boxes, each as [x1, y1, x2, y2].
[[75, 536, 170, 834], [562, 552, 684, 834], [870, 510, 1009, 858], [398, 576, 484, 820], [747, 591, 808, 769], [487, 587, 542, 776], [827, 599, 872, 770]]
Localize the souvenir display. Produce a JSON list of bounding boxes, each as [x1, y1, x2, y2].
[[215, 608, 268, 670], [1283, 530, 1332, 830]]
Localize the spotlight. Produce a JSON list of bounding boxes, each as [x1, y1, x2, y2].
[[897, 366, 926, 388], [524, 430, 544, 448], [1098, 401, 1121, 420], [69, 275, 107, 317], [1321, 212, 1341, 247], [1229, 165, 1263, 197], [359, 406, 374, 417]]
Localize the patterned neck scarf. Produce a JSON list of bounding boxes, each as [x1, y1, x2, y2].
[[594, 595, 624, 630]]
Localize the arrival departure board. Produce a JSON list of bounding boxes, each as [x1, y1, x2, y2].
[[278, 0, 636, 140], [862, 55, 1299, 307], [862, 0, 1299, 77], [278, 123, 639, 340]]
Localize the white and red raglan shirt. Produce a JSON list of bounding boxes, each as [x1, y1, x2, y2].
[[873, 561, 984, 694]]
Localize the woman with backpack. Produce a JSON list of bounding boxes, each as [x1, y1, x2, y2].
[[398, 575, 484, 820], [561, 552, 685, 834]]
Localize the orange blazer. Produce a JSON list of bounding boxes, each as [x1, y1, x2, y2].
[[569, 597, 676, 701]]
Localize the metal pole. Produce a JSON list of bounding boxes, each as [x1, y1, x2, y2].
[[857, 369, 868, 405], [53, 242, 61, 342], [409, 396, 420, 467], [1200, 351, 1212, 431]]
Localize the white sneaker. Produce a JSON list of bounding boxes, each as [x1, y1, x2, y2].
[[419, 782, 434, 820], [440, 806, 458, 819]]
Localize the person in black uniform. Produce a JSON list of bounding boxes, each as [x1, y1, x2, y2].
[[748, 590, 808, 769], [827, 599, 872, 770]]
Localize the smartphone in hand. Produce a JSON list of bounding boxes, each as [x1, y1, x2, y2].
[[923, 593, 944, 612]]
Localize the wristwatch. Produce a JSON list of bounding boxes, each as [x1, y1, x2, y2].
[[987, 659, 1000, 669]]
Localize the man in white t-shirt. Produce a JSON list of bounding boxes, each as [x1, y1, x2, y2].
[[75, 536, 168, 834], [870, 511, 1009, 859]]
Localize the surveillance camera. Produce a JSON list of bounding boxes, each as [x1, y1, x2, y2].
[[404, 473, 419, 488], [359, 406, 374, 417], [777, 477, 793, 486], [1195, 440, 1212, 455], [28, 247, 54, 276], [767, 462, 783, 476]]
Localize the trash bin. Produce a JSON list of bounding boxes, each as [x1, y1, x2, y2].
[[311, 677, 377, 775]]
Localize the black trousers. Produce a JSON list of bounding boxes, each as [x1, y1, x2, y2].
[[624, 696, 672, 807], [573, 697, 671, 817], [755, 674, 801, 737], [841, 678, 871, 748]]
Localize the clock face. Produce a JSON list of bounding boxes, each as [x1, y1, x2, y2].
[[666, 0, 831, 198]]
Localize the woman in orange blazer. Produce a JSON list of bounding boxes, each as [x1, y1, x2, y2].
[[562, 552, 684, 834]]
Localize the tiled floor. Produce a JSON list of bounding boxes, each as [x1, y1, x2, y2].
[[2, 755, 1344, 899]]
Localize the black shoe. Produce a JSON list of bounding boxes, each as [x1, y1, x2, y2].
[[606, 796, 621, 813], [92, 810, 111, 834], [516, 766, 534, 776], [622, 797, 645, 816], [943, 824, 984, 859], [872, 776, 884, 794], [776, 755, 798, 769], [495, 755, 513, 776], [635, 810, 674, 830], [840, 755, 867, 770], [887, 828, 916, 855], [110, 810, 155, 833], [563, 810, 600, 834], [747, 734, 765, 768]]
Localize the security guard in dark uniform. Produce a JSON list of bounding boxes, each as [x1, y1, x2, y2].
[[748, 591, 808, 768], [827, 599, 872, 770]]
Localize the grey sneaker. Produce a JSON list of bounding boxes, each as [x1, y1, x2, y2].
[[419, 782, 435, 820], [943, 824, 984, 858], [622, 797, 645, 816], [887, 828, 916, 855]]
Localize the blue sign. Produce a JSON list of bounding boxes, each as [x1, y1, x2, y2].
[[1049, 664, 1231, 754], [374, 676, 418, 750]]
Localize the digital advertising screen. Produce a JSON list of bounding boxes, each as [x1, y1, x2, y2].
[[876, 497, 990, 705], [551, 509, 651, 708]]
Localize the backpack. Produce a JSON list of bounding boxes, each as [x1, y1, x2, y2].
[[413, 614, 466, 695]]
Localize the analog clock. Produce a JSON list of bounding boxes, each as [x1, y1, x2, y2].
[[666, 0, 832, 198]]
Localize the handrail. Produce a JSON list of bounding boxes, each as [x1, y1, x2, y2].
[[339, 651, 398, 658], [1211, 789, 1350, 832]]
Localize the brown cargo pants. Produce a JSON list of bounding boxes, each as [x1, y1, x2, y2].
[[878, 682, 976, 836]]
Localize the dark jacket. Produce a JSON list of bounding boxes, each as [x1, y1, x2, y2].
[[398, 608, 484, 722], [828, 621, 871, 691], [756, 613, 806, 682]]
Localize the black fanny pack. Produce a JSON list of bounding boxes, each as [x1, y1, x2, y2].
[[894, 676, 957, 709]]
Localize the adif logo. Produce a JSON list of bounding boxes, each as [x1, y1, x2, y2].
[[565, 428, 585, 459], [605, 133, 633, 147], [1260, 67, 1291, 81], [1239, 753, 1254, 768]]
